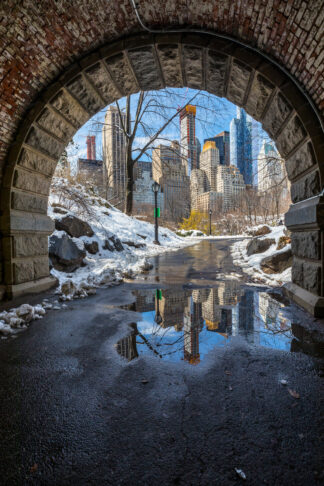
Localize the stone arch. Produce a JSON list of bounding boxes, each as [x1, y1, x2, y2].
[[1, 32, 324, 315]]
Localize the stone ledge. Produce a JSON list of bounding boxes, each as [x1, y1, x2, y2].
[[5, 276, 58, 299], [285, 194, 324, 230], [283, 282, 324, 318]]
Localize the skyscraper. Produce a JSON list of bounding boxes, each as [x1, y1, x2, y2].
[[152, 141, 190, 221], [199, 141, 220, 191], [204, 131, 230, 166], [195, 141, 245, 212], [190, 168, 206, 210], [180, 105, 198, 175], [102, 105, 126, 205], [86, 135, 96, 160], [230, 107, 253, 185], [257, 140, 287, 194]]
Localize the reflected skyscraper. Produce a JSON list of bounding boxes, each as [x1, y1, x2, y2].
[[116, 324, 139, 361], [183, 296, 203, 365], [238, 289, 255, 343], [133, 289, 155, 312], [155, 289, 188, 329]]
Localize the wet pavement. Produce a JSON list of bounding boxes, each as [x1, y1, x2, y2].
[[0, 239, 323, 485]]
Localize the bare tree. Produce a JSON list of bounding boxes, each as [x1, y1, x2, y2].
[[93, 88, 232, 216], [95, 91, 200, 215]]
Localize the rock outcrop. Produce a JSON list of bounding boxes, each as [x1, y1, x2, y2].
[[247, 237, 275, 256], [55, 215, 94, 238], [260, 248, 292, 274], [253, 225, 271, 236], [84, 241, 99, 254], [49, 233, 86, 272], [103, 236, 124, 252]]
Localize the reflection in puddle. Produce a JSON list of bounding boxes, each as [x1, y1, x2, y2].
[[116, 282, 295, 365]]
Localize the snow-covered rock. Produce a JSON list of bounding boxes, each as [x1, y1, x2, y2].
[[260, 248, 292, 274], [246, 237, 275, 256], [231, 225, 292, 286], [84, 241, 99, 254]]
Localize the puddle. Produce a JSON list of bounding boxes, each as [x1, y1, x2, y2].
[[116, 282, 297, 365]]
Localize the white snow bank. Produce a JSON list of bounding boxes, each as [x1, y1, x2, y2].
[[230, 225, 291, 286], [0, 302, 47, 338], [49, 178, 194, 297]]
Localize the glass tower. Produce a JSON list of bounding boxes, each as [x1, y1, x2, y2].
[[230, 107, 252, 185]]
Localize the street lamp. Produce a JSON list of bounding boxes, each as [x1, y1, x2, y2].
[[152, 181, 160, 245], [209, 208, 212, 236]]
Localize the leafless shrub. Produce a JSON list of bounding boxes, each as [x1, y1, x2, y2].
[[50, 177, 96, 218]]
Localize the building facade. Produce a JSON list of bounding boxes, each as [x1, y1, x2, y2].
[[204, 131, 230, 166], [179, 105, 199, 175], [133, 171, 164, 214], [102, 105, 126, 206], [199, 141, 220, 191], [134, 160, 152, 180], [77, 135, 104, 195], [190, 168, 207, 211], [215, 165, 245, 211], [152, 142, 190, 221], [230, 107, 253, 185], [194, 141, 245, 212]]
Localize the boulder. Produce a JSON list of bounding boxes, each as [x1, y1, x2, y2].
[[49, 233, 86, 272], [103, 236, 124, 252], [140, 260, 153, 272], [277, 236, 291, 250], [61, 281, 76, 296], [110, 235, 124, 252], [122, 240, 145, 249], [55, 215, 94, 238], [103, 239, 115, 252], [53, 207, 68, 215], [260, 248, 292, 274], [84, 241, 99, 254], [246, 237, 275, 256], [253, 225, 271, 236]]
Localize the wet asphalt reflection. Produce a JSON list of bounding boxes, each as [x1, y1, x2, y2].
[[0, 239, 323, 485], [116, 239, 323, 362]]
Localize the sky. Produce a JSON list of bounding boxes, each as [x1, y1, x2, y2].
[[67, 87, 271, 184]]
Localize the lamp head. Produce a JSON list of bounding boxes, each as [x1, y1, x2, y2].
[[152, 181, 160, 193]]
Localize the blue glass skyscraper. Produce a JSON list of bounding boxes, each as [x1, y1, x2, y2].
[[230, 107, 253, 185]]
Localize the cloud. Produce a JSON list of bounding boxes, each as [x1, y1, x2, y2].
[[133, 133, 176, 151]]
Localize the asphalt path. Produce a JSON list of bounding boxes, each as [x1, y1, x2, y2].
[[0, 239, 323, 485]]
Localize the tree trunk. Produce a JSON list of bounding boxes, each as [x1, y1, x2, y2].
[[125, 145, 134, 215], [125, 170, 133, 215]]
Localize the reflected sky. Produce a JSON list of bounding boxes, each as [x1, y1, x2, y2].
[[116, 283, 292, 365]]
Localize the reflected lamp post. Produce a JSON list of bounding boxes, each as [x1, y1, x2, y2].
[[209, 208, 212, 236], [155, 289, 163, 325], [152, 181, 160, 245]]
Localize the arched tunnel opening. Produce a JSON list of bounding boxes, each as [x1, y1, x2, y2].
[[0, 3, 323, 483], [1, 32, 323, 317]]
